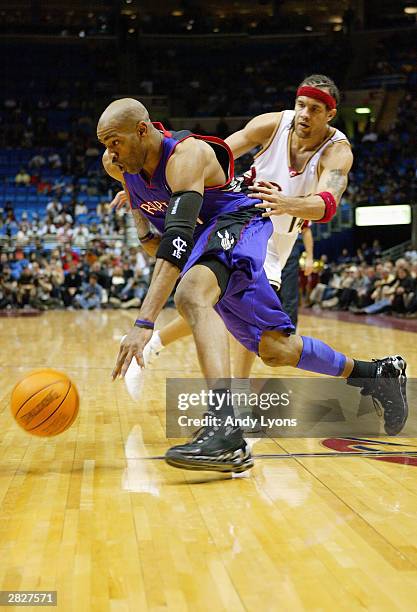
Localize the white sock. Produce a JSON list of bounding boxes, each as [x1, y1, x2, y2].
[[151, 330, 164, 352]]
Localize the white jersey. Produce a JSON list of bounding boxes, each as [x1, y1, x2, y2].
[[250, 110, 349, 286]]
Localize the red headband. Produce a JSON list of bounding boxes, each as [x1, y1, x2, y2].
[[296, 86, 337, 110]]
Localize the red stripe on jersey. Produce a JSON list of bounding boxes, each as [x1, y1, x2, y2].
[[165, 133, 234, 190], [151, 122, 172, 137]]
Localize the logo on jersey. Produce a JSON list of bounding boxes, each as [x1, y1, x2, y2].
[[140, 200, 169, 215], [227, 168, 257, 194], [217, 230, 235, 251], [226, 176, 245, 193], [244, 166, 257, 187], [172, 236, 187, 259]]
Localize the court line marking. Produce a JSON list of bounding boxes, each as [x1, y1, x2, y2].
[[128, 451, 417, 460]]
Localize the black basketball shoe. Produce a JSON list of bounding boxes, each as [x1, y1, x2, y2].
[[165, 419, 254, 473], [359, 356, 408, 435]]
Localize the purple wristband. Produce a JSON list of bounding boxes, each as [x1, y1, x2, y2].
[[139, 231, 155, 244], [134, 319, 155, 330]]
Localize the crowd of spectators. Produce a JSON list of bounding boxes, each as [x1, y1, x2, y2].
[[305, 244, 417, 319], [1, 193, 126, 247], [343, 30, 417, 206], [4, 234, 417, 321], [343, 94, 417, 206], [0, 242, 153, 312]]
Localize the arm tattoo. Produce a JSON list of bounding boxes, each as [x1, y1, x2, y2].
[[325, 169, 348, 200], [131, 208, 151, 238]]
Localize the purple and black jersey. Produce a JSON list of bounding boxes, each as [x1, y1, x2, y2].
[[123, 123, 255, 238], [124, 122, 294, 353]]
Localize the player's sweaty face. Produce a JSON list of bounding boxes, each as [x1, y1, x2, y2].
[[99, 129, 146, 174], [294, 97, 329, 138]]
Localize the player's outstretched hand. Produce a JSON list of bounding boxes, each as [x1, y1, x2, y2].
[[109, 190, 129, 211], [112, 326, 153, 379], [248, 181, 287, 216]]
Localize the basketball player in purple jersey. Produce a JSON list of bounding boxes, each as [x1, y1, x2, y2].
[[97, 97, 407, 474]]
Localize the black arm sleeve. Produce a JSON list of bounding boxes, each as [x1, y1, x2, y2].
[[156, 190, 203, 270]]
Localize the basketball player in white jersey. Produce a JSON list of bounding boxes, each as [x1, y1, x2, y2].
[[118, 74, 351, 380]]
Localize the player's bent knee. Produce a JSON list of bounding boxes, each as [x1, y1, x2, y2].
[[261, 355, 283, 368], [175, 278, 214, 315], [259, 331, 291, 367]]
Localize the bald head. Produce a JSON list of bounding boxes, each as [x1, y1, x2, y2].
[[97, 98, 150, 134], [97, 98, 160, 174]]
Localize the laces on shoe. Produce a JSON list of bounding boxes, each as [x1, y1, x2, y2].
[[370, 395, 383, 417]]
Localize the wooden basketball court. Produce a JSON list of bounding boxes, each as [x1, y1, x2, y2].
[[1, 309, 416, 611]]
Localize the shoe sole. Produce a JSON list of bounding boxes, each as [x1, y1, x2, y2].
[[165, 451, 254, 473]]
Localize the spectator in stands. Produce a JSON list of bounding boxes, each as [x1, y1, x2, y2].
[[46, 199, 63, 219], [354, 247, 366, 265], [16, 267, 36, 308], [61, 246, 80, 271], [355, 266, 377, 308], [4, 201, 14, 217], [108, 266, 127, 308], [15, 167, 31, 186], [321, 266, 358, 310], [32, 272, 61, 310], [74, 273, 103, 310], [337, 248, 351, 264], [54, 208, 73, 226], [130, 246, 151, 279], [96, 200, 107, 217], [89, 261, 111, 291], [309, 267, 337, 308], [57, 221, 73, 244], [0, 268, 17, 309], [118, 270, 149, 309], [354, 263, 397, 314], [0, 253, 9, 273], [72, 224, 90, 248], [341, 266, 374, 310], [62, 262, 83, 308], [47, 257, 65, 294], [39, 220, 57, 236], [74, 201, 88, 217], [391, 266, 414, 315], [48, 152, 62, 169], [29, 153, 46, 169], [34, 175, 52, 195]]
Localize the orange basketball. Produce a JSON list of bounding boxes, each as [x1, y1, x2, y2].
[[11, 369, 79, 437]]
